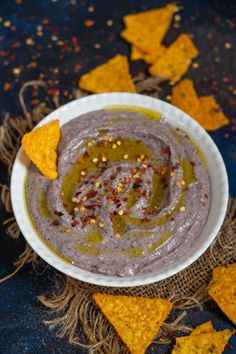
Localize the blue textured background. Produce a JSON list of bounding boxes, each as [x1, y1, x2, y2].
[[0, 0, 235, 353]]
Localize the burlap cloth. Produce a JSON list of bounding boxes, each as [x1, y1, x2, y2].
[[0, 81, 235, 353]]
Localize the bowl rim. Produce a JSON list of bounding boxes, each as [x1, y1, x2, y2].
[[10, 92, 229, 287]]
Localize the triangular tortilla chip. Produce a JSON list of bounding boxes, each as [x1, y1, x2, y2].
[[172, 329, 234, 354], [92, 293, 172, 354], [121, 4, 178, 56], [79, 55, 136, 93], [191, 321, 214, 336], [199, 96, 229, 131], [22, 120, 60, 180], [131, 44, 167, 64], [212, 263, 236, 282], [171, 79, 229, 131], [149, 34, 199, 82], [208, 280, 236, 325]]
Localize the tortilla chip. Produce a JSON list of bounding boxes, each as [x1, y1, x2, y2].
[[199, 96, 229, 131], [212, 263, 236, 282], [131, 45, 167, 64], [171, 79, 229, 131], [79, 55, 136, 93], [172, 329, 234, 354], [171, 79, 201, 119], [92, 293, 172, 354], [121, 4, 178, 56], [149, 34, 199, 82], [22, 120, 60, 180], [208, 280, 236, 325], [191, 321, 214, 336]]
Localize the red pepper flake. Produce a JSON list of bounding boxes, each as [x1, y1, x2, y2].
[[63, 203, 68, 208], [110, 174, 116, 181], [84, 19, 95, 27], [31, 99, 40, 105], [116, 166, 122, 172], [92, 175, 100, 179], [123, 176, 131, 184], [48, 88, 60, 96], [54, 210, 64, 217], [141, 217, 149, 222], [131, 168, 137, 175], [81, 216, 90, 228], [86, 190, 98, 199], [4, 82, 11, 91], [190, 161, 196, 167], [225, 343, 233, 350], [76, 157, 84, 164], [52, 220, 60, 226], [141, 190, 147, 197], [140, 167, 147, 173], [83, 151, 90, 158], [204, 194, 208, 199], [71, 220, 79, 227]]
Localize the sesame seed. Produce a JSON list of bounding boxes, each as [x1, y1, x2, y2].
[[89, 218, 96, 224], [98, 222, 104, 228], [4, 20, 11, 27], [137, 157, 142, 162], [108, 137, 113, 142], [170, 172, 175, 177], [108, 200, 114, 205], [112, 143, 117, 149], [80, 206, 85, 211], [82, 196, 87, 201], [74, 207, 79, 212], [106, 19, 113, 26], [92, 157, 98, 163], [142, 163, 147, 168], [115, 233, 120, 238], [140, 154, 145, 160], [181, 180, 186, 185], [166, 95, 172, 101], [13, 67, 21, 75], [95, 181, 101, 187], [87, 141, 93, 147], [102, 155, 107, 162], [72, 197, 78, 202], [175, 181, 181, 186], [116, 140, 121, 145], [81, 170, 86, 176], [64, 228, 71, 233], [94, 43, 101, 49], [133, 173, 140, 179], [118, 209, 124, 216], [192, 62, 199, 68], [225, 42, 232, 49], [60, 191, 64, 196], [180, 206, 185, 212], [123, 154, 129, 160], [174, 14, 181, 21]]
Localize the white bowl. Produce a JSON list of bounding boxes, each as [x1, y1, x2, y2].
[[11, 93, 228, 287]]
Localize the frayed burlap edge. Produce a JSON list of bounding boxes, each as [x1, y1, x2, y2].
[[0, 80, 235, 353]]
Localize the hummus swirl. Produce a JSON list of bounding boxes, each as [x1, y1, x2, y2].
[[26, 109, 210, 276]]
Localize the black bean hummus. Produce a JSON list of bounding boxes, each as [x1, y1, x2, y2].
[[26, 108, 211, 276]]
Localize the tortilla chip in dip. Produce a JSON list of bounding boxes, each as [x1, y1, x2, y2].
[[22, 120, 60, 180], [79, 54, 136, 93], [92, 293, 172, 354], [149, 34, 199, 82]]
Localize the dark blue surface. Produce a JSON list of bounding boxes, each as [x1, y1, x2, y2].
[[0, 1, 235, 353]]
